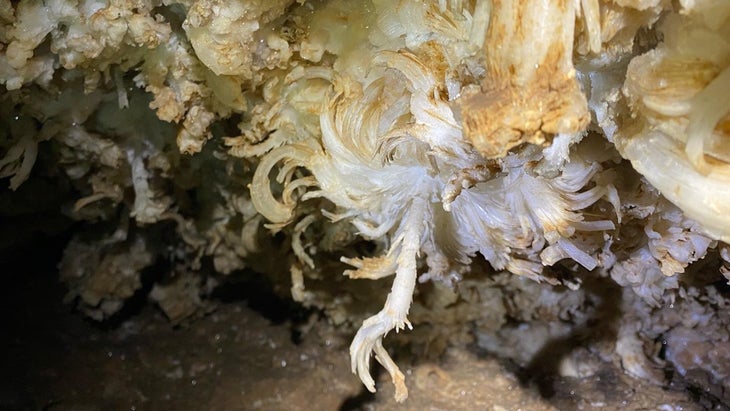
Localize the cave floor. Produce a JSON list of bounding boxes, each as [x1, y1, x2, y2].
[[0, 240, 722, 411]]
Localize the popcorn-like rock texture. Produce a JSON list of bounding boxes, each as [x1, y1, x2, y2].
[[1, 0, 730, 403]]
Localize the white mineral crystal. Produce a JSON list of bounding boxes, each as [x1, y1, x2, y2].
[[1, 0, 729, 402]]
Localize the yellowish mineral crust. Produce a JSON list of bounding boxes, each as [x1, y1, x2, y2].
[[458, 0, 590, 159]]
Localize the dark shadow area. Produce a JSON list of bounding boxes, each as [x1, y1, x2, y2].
[[211, 269, 315, 345], [516, 276, 622, 399], [713, 277, 730, 295], [85, 261, 162, 331], [672, 370, 730, 411], [338, 374, 378, 411], [0, 230, 75, 411]]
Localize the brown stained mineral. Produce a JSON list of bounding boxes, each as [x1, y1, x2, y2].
[[458, 0, 590, 159]]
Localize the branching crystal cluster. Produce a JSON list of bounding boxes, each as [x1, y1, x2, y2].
[[2, 0, 730, 401]]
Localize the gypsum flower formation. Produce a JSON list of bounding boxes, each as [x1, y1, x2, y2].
[[617, 2, 730, 242], [246, 0, 621, 401], [1, 0, 729, 403], [244, 0, 730, 400]]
